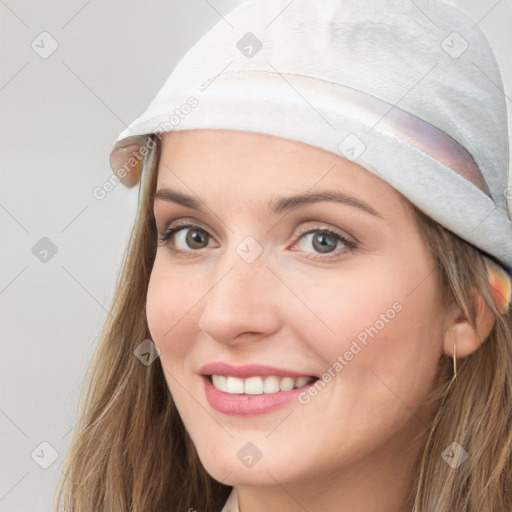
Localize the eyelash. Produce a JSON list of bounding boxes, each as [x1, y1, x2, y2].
[[156, 220, 358, 261]]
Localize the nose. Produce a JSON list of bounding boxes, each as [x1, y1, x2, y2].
[[197, 247, 282, 346]]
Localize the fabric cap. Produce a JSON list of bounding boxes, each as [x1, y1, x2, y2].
[[109, 0, 512, 272]]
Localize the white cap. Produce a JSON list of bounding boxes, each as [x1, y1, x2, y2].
[[109, 0, 512, 272]]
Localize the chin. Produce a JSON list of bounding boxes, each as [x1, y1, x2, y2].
[[202, 458, 290, 487], [193, 438, 308, 488]]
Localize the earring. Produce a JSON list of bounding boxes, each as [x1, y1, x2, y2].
[[452, 342, 457, 379]]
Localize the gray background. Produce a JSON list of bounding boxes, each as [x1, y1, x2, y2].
[[0, 1, 511, 510]]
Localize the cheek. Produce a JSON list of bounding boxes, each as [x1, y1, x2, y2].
[[291, 261, 445, 407], [145, 262, 196, 365], [146, 269, 169, 344]]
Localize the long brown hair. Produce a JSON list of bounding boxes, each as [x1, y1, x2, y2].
[[54, 136, 512, 511]]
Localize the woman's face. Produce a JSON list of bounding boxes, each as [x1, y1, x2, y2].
[[146, 129, 451, 489]]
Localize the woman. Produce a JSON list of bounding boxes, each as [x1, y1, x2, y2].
[[55, 1, 512, 510]]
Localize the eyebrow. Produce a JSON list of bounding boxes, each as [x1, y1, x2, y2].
[[154, 188, 380, 218]]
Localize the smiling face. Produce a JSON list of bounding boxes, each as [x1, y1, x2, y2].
[[146, 129, 451, 497]]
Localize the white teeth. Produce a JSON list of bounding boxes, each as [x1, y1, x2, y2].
[[263, 376, 280, 393], [210, 375, 314, 395], [225, 376, 244, 394], [244, 376, 264, 395], [294, 376, 310, 388], [211, 375, 226, 391], [279, 377, 295, 391]]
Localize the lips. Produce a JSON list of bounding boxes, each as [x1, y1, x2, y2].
[[199, 362, 316, 379], [199, 362, 318, 415]]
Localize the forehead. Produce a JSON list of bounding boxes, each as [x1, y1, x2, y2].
[[155, 129, 404, 214]]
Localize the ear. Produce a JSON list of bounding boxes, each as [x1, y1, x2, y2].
[[443, 295, 496, 358]]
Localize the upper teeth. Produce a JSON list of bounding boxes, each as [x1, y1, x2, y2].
[[211, 375, 314, 395]]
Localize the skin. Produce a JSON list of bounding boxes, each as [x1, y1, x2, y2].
[[146, 129, 494, 512]]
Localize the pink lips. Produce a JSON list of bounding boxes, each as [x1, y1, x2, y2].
[[199, 362, 317, 416], [199, 362, 314, 379]]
